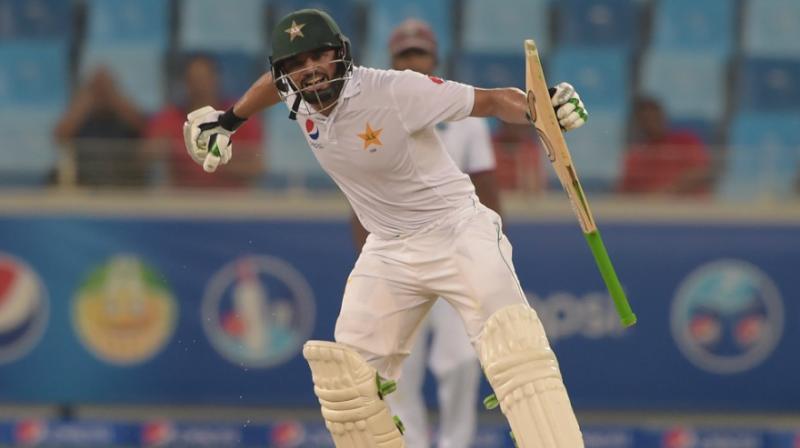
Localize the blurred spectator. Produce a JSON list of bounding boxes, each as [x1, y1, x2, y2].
[[54, 67, 147, 188], [619, 97, 711, 195], [143, 55, 263, 188], [492, 122, 544, 193]]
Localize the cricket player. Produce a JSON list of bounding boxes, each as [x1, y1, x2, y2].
[[347, 19, 499, 448], [183, 9, 588, 448]]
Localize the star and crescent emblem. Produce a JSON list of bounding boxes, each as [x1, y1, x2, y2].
[[285, 20, 306, 41], [357, 123, 383, 150]]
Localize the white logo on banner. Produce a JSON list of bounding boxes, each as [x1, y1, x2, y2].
[[527, 291, 626, 343], [202, 255, 315, 368], [671, 259, 784, 374]]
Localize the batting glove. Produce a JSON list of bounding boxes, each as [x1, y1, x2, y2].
[[549, 82, 588, 131], [183, 106, 246, 173]]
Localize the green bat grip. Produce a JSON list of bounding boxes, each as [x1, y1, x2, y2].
[[584, 230, 637, 327]]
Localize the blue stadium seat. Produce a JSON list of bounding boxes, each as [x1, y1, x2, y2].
[[718, 113, 800, 200], [743, 0, 800, 58], [0, 41, 66, 184], [640, 51, 726, 121], [214, 53, 266, 100], [557, 0, 638, 49], [558, 111, 627, 191], [263, 106, 331, 190], [179, 0, 266, 53], [457, 52, 524, 89], [549, 47, 630, 114], [652, 0, 733, 55], [0, 0, 73, 39], [0, 108, 61, 186], [86, 0, 168, 47], [84, 0, 169, 113], [0, 1, 11, 39], [737, 57, 800, 112], [364, 0, 452, 69], [0, 41, 68, 108], [462, 0, 550, 53], [272, 0, 359, 50], [81, 45, 165, 113]]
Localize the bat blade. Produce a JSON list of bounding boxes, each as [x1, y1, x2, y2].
[[524, 39, 636, 328]]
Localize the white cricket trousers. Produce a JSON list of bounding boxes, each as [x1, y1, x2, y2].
[[334, 200, 528, 381], [386, 299, 482, 448]]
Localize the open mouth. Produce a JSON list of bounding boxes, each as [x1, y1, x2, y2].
[[302, 73, 330, 91]]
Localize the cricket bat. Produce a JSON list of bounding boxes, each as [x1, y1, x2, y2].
[[524, 39, 637, 327]]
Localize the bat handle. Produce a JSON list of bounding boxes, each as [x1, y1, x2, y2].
[[584, 230, 637, 327]]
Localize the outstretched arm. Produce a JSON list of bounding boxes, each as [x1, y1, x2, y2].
[[472, 88, 531, 125], [472, 83, 588, 131]]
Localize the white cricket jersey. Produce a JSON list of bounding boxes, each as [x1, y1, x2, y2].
[[285, 66, 477, 238], [437, 117, 495, 175]]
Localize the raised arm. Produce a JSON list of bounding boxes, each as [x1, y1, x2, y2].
[[230, 72, 283, 119], [183, 72, 283, 173]]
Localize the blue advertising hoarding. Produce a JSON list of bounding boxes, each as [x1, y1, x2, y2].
[[0, 215, 797, 410], [1, 420, 797, 448]]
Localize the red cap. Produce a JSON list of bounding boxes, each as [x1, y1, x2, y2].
[[389, 19, 437, 57]]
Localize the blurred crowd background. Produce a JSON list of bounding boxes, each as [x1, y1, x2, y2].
[[1, 0, 800, 447], [1, 0, 797, 198]]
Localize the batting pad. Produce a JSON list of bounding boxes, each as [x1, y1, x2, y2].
[[478, 304, 584, 448], [303, 341, 405, 448]]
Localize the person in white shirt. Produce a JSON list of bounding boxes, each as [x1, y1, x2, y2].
[[347, 19, 499, 448], [183, 9, 589, 448]]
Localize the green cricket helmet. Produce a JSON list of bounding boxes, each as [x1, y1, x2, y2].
[[270, 9, 353, 117]]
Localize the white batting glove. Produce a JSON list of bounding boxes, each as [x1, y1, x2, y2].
[[182, 106, 234, 173], [549, 82, 588, 131]]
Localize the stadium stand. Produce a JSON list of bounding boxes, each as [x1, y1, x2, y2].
[[719, 112, 800, 200], [743, 0, 800, 58], [364, 0, 453, 69], [640, 50, 727, 123], [178, 0, 266, 53], [0, 41, 68, 185], [651, 0, 734, 55], [549, 46, 630, 114], [737, 57, 800, 112], [557, 0, 639, 50], [457, 52, 525, 90], [462, 0, 550, 54], [0, 0, 73, 39]]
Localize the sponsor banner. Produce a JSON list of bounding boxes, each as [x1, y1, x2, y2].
[[0, 254, 49, 365], [0, 420, 791, 448], [201, 255, 315, 369], [766, 431, 800, 448], [73, 255, 177, 366], [0, 217, 797, 410], [1, 420, 138, 447], [639, 426, 768, 448], [583, 426, 638, 448], [468, 425, 636, 448]]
